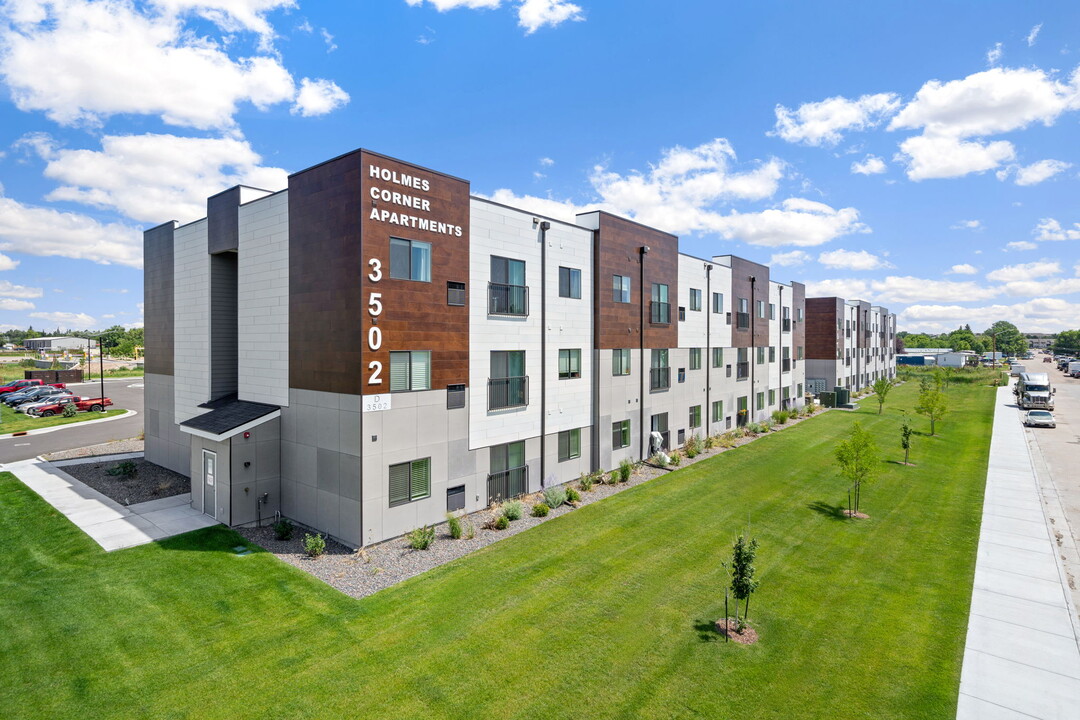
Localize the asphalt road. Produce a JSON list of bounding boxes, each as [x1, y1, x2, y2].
[[0, 379, 144, 463], [1023, 354, 1080, 622]]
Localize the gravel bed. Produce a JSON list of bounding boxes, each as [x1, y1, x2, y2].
[[61, 457, 189, 506], [235, 408, 831, 601], [44, 437, 144, 461]]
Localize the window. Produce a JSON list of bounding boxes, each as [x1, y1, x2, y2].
[[797, 383, 804, 398], [447, 281, 466, 306], [490, 256, 528, 316], [712, 400, 723, 423], [689, 348, 701, 370], [756, 392, 765, 411], [769, 389, 776, 406], [390, 238, 432, 282], [389, 458, 431, 507], [689, 288, 702, 311], [689, 405, 701, 429], [613, 275, 631, 303], [447, 384, 466, 409], [712, 347, 724, 368], [768, 346, 776, 363], [447, 485, 465, 512], [650, 349, 670, 390], [757, 347, 765, 364], [558, 349, 581, 379], [389, 351, 431, 392], [559, 267, 581, 299], [488, 441, 527, 503], [712, 292, 724, 314], [651, 283, 670, 324], [612, 420, 630, 449], [782, 387, 790, 402], [558, 429, 581, 461], [737, 348, 749, 379], [737, 297, 750, 329], [798, 346, 804, 360], [678, 306, 686, 322], [769, 303, 775, 320], [612, 349, 631, 376], [678, 368, 686, 383], [489, 351, 527, 410]]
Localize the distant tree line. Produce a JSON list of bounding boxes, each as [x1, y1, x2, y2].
[[1051, 329, 1080, 355], [1, 325, 144, 359], [897, 320, 1028, 356]]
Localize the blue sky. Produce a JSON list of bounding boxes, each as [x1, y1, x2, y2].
[[1, 0, 1079, 334]]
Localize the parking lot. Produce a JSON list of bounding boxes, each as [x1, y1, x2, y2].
[[1021, 355, 1080, 622]]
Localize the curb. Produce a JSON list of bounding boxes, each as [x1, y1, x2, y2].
[[49, 451, 145, 467], [0, 409, 138, 440]]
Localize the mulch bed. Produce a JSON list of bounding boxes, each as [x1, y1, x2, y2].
[[715, 618, 760, 645], [61, 458, 189, 506], [843, 510, 870, 519]]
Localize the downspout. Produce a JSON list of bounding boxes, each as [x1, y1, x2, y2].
[[539, 220, 550, 490], [705, 263, 712, 433], [749, 275, 756, 419], [639, 245, 649, 461], [778, 284, 784, 409]]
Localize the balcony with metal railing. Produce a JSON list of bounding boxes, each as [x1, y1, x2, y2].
[[487, 466, 528, 504], [650, 301, 670, 324], [736, 361, 749, 379], [488, 282, 529, 316], [488, 376, 528, 410], [782, 359, 791, 373], [736, 312, 750, 329], [650, 367, 671, 390], [782, 318, 791, 332]]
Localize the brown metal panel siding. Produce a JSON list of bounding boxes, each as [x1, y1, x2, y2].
[[144, 222, 175, 376], [593, 213, 678, 350], [804, 297, 843, 359], [727, 257, 770, 349], [855, 300, 870, 349], [207, 187, 241, 254], [288, 150, 366, 395], [358, 152, 470, 394]]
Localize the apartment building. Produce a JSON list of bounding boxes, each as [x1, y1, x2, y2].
[[144, 147, 870, 549], [804, 297, 897, 394]]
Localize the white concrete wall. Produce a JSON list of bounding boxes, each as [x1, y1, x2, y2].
[[238, 190, 289, 407], [173, 219, 210, 423]]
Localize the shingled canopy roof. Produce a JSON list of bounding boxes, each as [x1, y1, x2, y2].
[[179, 397, 280, 441]]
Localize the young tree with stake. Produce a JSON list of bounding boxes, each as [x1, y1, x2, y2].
[[835, 421, 880, 516], [900, 417, 914, 466], [730, 535, 759, 629], [914, 386, 948, 436], [871, 377, 893, 415]]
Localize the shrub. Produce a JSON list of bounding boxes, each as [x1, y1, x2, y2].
[[649, 453, 668, 468], [619, 458, 633, 482], [771, 410, 789, 425], [446, 513, 463, 540], [669, 450, 682, 465], [407, 525, 435, 550], [107, 460, 138, 479], [62, 403, 77, 418], [465, 521, 476, 539], [493, 515, 509, 530], [272, 518, 294, 541], [502, 499, 524, 521], [606, 470, 621, 484], [578, 472, 595, 492], [703, 434, 717, 450], [731, 427, 747, 439], [543, 486, 567, 508], [531, 502, 550, 517], [303, 532, 326, 558], [566, 487, 581, 503], [684, 434, 701, 458]]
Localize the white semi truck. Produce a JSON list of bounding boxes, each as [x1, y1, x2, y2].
[[1015, 372, 1055, 410]]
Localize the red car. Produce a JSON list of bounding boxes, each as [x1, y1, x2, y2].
[[30, 397, 112, 417], [0, 379, 66, 394]]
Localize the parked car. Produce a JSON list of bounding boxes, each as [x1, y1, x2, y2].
[[0, 379, 66, 401], [4, 385, 69, 407], [1024, 410, 1057, 428], [16, 393, 78, 414], [29, 397, 112, 417]]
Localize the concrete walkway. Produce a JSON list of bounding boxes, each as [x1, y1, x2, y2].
[[3, 458, 217, 551], [957, 387, 1080, 719]]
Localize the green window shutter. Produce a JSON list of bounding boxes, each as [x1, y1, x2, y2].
[[570, 429, 580, 458], [389, 463, 410, 506], [410, 458, 431, 501], [390, 352, 410, 392], [411, 351, 431, 390]]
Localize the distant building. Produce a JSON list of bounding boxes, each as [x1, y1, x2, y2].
[[804, 299, 897, 393], [24, 336, 96, 351], [1024, 333, 1055, 350]]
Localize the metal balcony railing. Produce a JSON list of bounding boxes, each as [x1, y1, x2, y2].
[[650, 367, 671, 390], [782, 318, 791, 332], [782, 359, 791, 373], [736, 361, 749, 379], [488, 376, 528, 410], [488, 282, 529, 316], [736, 312, 750, 329], [650, 301, 670, 324], [487, 466, 528, 504]]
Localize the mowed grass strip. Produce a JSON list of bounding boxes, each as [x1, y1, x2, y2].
[[0, 379, 993, 719], [1, 404, 126, 434]]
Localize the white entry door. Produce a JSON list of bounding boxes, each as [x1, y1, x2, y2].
[[202, 450, 218, 519]]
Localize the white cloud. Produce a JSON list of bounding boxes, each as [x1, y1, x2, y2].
[[0, 280, 43, 298], [895, 134, 1015, 180], [1013, 158, 1071, 185], [947, 263, 978, 275], [817, 248, 894, 270], [480, 189, 585, 223], [1006, 241, 1038, 251], [950, 219, 982, 230], [771, 93, 901, 146], [518, 0, 584, 34], [807, 275, 999, 305], [320, 27, 337, 52], [29, 311, 96, 329], [539, 157, 555, 166], [986, 260, 1061, 282], [1027, 23, 1042, 47], [692, 198, 868, 247], [0, 298, 34, 311], [0, 0, 306, 129], [26, 132, 287, 225], [999, 278, 1080, 296], [291, 77, 350, 117], [404, 0, 502, 9], [0, 252, 18, 270], [987, 42, 1003, 66], [803, 278, 870, 300], [901, 297, 1080, 334], [851, 155, 887, 175], [768, 250, 811, 267], [1034, 218, 1080, 241], [152, 1, 297, 49], [0, 195, 142, 267]]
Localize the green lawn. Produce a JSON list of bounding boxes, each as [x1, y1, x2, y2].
[[0, 404, 126, 434], [0, 380, 993, 719]]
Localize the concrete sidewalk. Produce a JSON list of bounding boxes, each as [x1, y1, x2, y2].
[[957, 387, 1080, 719], [3, 458, 217, 551]]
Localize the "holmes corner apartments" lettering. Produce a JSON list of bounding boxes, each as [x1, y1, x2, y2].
[[368, 164, 463, 237]]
